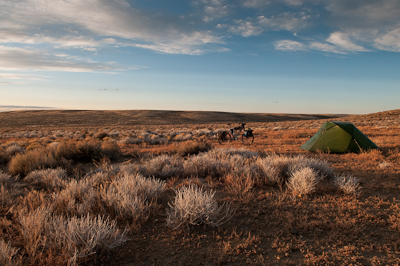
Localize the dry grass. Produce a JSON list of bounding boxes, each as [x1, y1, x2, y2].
[[286, 167, 321, 197], [166, 185, 233, 229], [18, 207, 128, 265], [333, 173, 361, 195], [100, 173, 166, 224], [0, 239, 20, 266], [0, 109, 400, 265], [8, 140, 122, 176]]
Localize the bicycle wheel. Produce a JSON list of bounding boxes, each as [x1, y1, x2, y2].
[[218, 131, 232, 145], [242, 133, 254, 145]]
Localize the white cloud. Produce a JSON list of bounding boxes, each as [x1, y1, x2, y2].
[[374, 28, 400, 52], [258, 12, 310, 32], [242, 0, 271, 8], [228, 20, 263, 37], [228, 12, 310, 37], [275, 40, 306, 51], [0, 46, 119, 72], [242, 0, 303, 8], [0, 73, 48, 81], [0, 0, 227, 58], [309, 42, 346, 54], [326, 0, 400, 29], [202, 0, 229, 22], [327, 32, 369, 52]]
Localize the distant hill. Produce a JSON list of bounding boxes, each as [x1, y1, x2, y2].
[[0, 110, 349, 129]]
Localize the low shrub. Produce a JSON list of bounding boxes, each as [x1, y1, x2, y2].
[[18, 207, 128, 265], [138, 155, 184, 179], [5, 144, 24, 159], [0, 171, 11, 185], [224, 173, 254, 201], [51, 179, 98, 216], [101, 141, 121, 161], [94, 131, 108, 140], [8, 148, 59, 176], [172, 140, 212, 157], [333, 174, 361, 195], [100, 173, 165, 224], [24, 168, 68, 191], [166, 185, 233, 229], [0, 147, 6, 164], [286, 167, 321, 197], [8, 140, 122, 176], [257, 154, 332, 186], [48, 214, 128, 265], [0, 239, 20, 266]]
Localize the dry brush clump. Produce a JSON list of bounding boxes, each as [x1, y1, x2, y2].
[[286, 167, 321, 197], [18, 207, 128, 266], [255, 154, 334, 197], [51, 178, 98, 216], [137, 154, 184, 179], [100, 172, 166, 224], [0, 239, 20, 266], [171, 140, 212, 156], [8, 140, 122, 176], [24, 168, 68, 191], [166, 185, 233, 229], [3, 164, 167, 265], [333, 174, 361, 195]]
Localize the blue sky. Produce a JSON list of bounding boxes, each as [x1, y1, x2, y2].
[[1, 0, 399, 114]]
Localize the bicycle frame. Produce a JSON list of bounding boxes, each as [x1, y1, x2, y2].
[[218, 123, 254, 145]]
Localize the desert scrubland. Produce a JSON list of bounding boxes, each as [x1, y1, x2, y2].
[[0, 109, 399, 266]]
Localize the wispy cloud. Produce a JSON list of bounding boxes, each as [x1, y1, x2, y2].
[[0, 46, 120, 72], [0, 73, 48, 81], [374, 28, 400, 52], [224, 12, 311, 37], [0, 105, 56, 112], [0, 0, 227, 58], [275, 40, 306, 51], [1, 0, 400, 72]]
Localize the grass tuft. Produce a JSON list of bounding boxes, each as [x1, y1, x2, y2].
[[333, 174, 361, 195], [166, 185, 233, 229], [286, 167, 321, 197]]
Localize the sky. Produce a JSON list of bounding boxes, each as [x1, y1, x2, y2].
[[0, 0, 399, 114]]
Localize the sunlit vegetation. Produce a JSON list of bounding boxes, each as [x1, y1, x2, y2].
[[0, 109, 399, 265]]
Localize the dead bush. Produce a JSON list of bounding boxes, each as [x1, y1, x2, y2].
[[8, 148, 59, 176], [224, 173, 254, 201], [94, 131, 108, 140], [333, 174, 361, 195], [24, 168, 68, 191], [51, 179, 98, 216], [18, 207, 127, 265], [172, 140, 212, 156], [139, 154, 184, 179], [166, 185, 233, 229], [101, 141, 121, 161], [100, 173, 165, 224], [286, 167, 321, 197], [0, 239, 21, 266], [5, 144, 24, 160]]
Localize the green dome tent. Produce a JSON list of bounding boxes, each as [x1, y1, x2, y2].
[[300, 121, 379, 153]]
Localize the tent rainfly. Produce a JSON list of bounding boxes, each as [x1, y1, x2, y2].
[[300, 121, 379, 153]]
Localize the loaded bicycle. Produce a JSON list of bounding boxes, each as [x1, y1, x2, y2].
[[217, 123, 254, 145]]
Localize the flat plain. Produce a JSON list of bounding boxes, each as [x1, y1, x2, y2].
[[0, 109, 399, 266]]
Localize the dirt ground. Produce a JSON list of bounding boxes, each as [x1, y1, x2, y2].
[[88, 110, 400, 266], [1, 109, 400, 266]]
